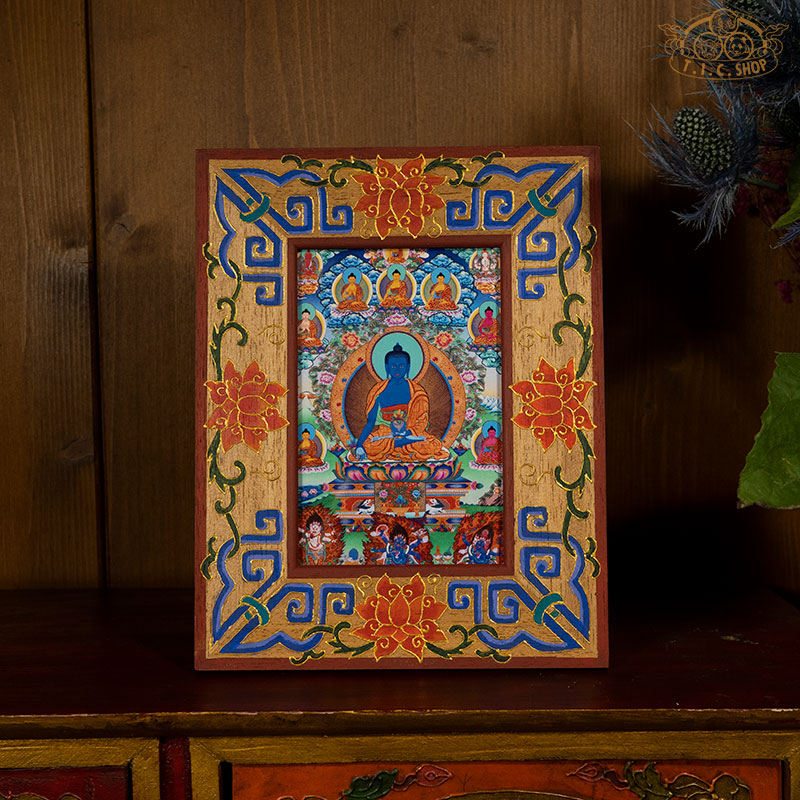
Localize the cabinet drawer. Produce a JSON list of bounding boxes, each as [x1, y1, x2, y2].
[[0, 767, 129, 800], [232, 760, 779, 800], [189, 734, 794, 800], [0, 740, 159, 800]]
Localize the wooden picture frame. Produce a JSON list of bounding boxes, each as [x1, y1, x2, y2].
[[196, 148, 606, 669]]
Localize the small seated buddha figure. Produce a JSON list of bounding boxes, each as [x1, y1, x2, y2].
[[297, 309, 323, 347], [476, 425, 502, 465], [299, 251, 317, 278], [379, 269, 413, 308], [426, 272, 458, 310], [351, 343, 448, 463], [478, 248, 496, 275], [298, 428, 324, 468], [337, 272, 368, 311], [387, 249, 406, 264], [473, 307, 500, 345]]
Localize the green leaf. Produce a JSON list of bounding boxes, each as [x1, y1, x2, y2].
[[738, 353, 800, 508], [344, 770, 399, 800], [787, 145, 800, 203], [770, 190, 800, 230]]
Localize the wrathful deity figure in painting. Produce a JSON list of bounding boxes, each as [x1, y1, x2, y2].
[[296, 506, 344, 566], [296, 246, 504, 567]]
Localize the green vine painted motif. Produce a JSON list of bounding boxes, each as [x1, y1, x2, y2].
[[285, 152, 505, 189], [200, 535, 217, 580], [205, 243, 248, 380], [203, 243, 250, 572], [293, 621, 374, 664], [292, 156, 376, 188], [281, 153, 324, 171], [571, 761, 751, 800], [551, 227, 598, 559], [424, 152, 504, 186], [584, 536, 601, 577], [554, 430, 594, 557], [426, 624, 510, 662], [272, 765, 452, 800], [552, 228, 597, 380]]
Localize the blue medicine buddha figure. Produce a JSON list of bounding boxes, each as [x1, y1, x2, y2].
[[351, 343, 448, 463]]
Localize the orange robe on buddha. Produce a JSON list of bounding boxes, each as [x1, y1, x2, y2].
[[361, 379, 448, 462], [380, 277, 413, 307], [338, 281, 368, 311], [298, 436, 324, 467], [426, 281, 458, 310], [298, 319, 323, 347]]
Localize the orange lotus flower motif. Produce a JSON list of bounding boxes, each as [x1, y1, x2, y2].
[[352, 573, 447, 661], [510, 357, 596, 452], [341, 331, 361, 349], [205, 360, 289, 452], [353, 155, 446, 238]]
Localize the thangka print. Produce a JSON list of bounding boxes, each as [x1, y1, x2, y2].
[[196, 148, 607, 668], [296, 247, 504, 569]]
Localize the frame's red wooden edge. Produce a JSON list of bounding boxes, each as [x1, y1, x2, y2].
[[587, 147, 608, 668], [198, 145, 600, 160], [194, 146, 608, 670], [285, 234, 514, 580], [195, 654, 608, 671], [195, 150, 210, 669]]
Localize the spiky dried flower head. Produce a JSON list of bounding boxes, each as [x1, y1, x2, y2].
[[724, 0, 764, 18], [673, 107, 736, 179]]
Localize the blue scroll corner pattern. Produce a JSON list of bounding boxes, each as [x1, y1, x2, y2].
[[213, 165, 356, 309], [211, 156, 591, 308], [463, 506, 594, 654], [210, 508, 357, 657], [206, 504, 594, 661], [438, 505, 593, 657]]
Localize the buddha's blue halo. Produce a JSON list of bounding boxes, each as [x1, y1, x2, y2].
[[299, 423, 316, 439], [298, 302, 318, 319], [370, 332, 424, 380], [481, 420, 500, 438]]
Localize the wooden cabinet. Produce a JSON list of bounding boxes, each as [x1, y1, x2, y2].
[[0, 742, 159, 800], [2, 588, 799, 800], [197, 750, 786, 800]]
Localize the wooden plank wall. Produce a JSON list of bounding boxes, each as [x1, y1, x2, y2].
[[3, 0, 799, 592], [0, 0, 101, 588]]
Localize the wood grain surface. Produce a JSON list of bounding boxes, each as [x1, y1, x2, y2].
[[1, 587, 800, 722], [2, 0, 799, 590], [0, 0, 101, 588]]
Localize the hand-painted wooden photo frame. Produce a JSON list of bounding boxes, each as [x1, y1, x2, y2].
[[195, 147, 606, 669]]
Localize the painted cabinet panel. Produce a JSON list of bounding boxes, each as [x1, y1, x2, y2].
[[232, 761, 779, 800], [0, 767, 129, 800]]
